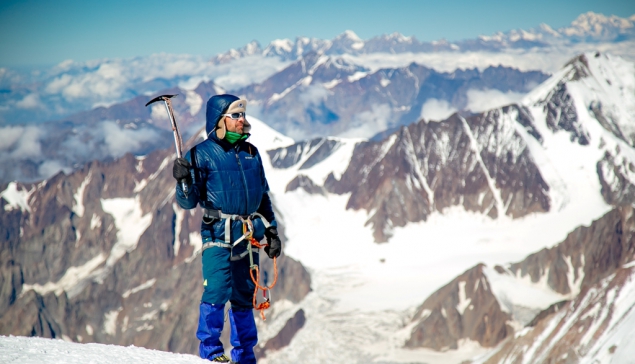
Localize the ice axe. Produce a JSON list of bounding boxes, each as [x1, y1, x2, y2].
[[145, 94, 188, 198]]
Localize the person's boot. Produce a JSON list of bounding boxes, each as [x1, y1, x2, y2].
[[197, 303, 226, 360], [210, 353, 233, 363], [229, 307, 258, 364]]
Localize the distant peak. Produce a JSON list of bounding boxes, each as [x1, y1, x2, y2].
[[567, 11, 633, 30], [337, 30, 362, 41], [538, 23, 560, 36], [269, 38, 293, 48], [385, 32, 412, 42]]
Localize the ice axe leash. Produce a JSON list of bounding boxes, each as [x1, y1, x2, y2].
[[145, 94, 188, 198]]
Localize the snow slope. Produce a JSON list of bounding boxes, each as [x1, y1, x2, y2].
[[0, 336, 207, 364]]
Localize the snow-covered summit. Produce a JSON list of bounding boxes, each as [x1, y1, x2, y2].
[[523, 51, 635, 148], [212, 40, 263, 64], [475, 11, 635, 47], [563, 11, 635, 39], [336, 30, 363, 42]]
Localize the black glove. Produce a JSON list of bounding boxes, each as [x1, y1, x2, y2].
[[264, 226, 282, 259], [173, 158, 191, 183]]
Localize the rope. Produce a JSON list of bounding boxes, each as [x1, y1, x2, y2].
[[242, 224, 278, 320]]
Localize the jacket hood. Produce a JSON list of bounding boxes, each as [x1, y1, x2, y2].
[[205, 94, 240, 138]]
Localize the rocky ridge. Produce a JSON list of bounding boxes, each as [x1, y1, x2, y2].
[[403, 205, 635, 360]]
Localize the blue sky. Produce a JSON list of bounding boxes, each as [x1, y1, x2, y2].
[[0, 0, 633, 67]]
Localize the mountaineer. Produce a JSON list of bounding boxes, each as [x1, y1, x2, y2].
[[172, 94, 282, 364]]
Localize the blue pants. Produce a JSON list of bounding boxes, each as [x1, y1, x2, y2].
[[196, 245, 259, 363]]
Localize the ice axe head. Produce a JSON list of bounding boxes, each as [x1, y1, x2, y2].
[[145, 94, 178, 107]]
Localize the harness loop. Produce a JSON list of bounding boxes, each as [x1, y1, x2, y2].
[[242, 223, 279, 320]]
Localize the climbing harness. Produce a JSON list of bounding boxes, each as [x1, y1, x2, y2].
[[199, 209, 278, 320]]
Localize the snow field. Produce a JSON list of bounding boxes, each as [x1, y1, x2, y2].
[[0, 335, 208, 364]]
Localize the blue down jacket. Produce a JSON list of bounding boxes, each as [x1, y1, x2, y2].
[[175, 95, 276, 243]]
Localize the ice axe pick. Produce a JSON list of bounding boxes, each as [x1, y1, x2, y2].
[[145, 94, 188, 198]]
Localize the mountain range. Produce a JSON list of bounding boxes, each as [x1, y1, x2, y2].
[[0, 58, 548, 185], [213, 12, 635, 63], [2, 51, 635, 363], [2, 11, 634, 128]]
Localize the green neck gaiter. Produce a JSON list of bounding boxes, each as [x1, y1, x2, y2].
[[225, 131, 249, 144]]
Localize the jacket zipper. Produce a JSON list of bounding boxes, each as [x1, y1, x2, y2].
[[235, 146, 250, 213]]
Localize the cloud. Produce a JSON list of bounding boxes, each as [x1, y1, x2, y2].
[[150, 104, 169, 120], [0, 125, 42, 159], [212, 55, 292, 90], [466, 89, 526, 113], [342, 39, 635, 74], [16, 93, 42, 109], [299, 85, 330, 106], [420, 99, 457, 122], [38, 160, 70, 179], [0, 120, 171, 183], [11, 127, 42, 158], [45, 74, 73, 94], [100, 121, 163, 158], [22, 53, 291, 125], [339, 104, 392, 138], [0, 126, 26, 150], [59, 121, 166, 161]]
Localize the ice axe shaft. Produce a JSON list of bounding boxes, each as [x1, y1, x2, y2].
[[145, 94, 189, 198]]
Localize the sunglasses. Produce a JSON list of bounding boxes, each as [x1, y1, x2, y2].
[[223, 112, 245, 120]]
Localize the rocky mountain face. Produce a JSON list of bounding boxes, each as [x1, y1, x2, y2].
[[0, 129, 311, 357], [405, 264, 513, 351], [475, 206, 635, 363], [326, 106, 550, 242], [388, 53, 635, 361], [238, 52, 548, 138], [403, 205, 635, 360]]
